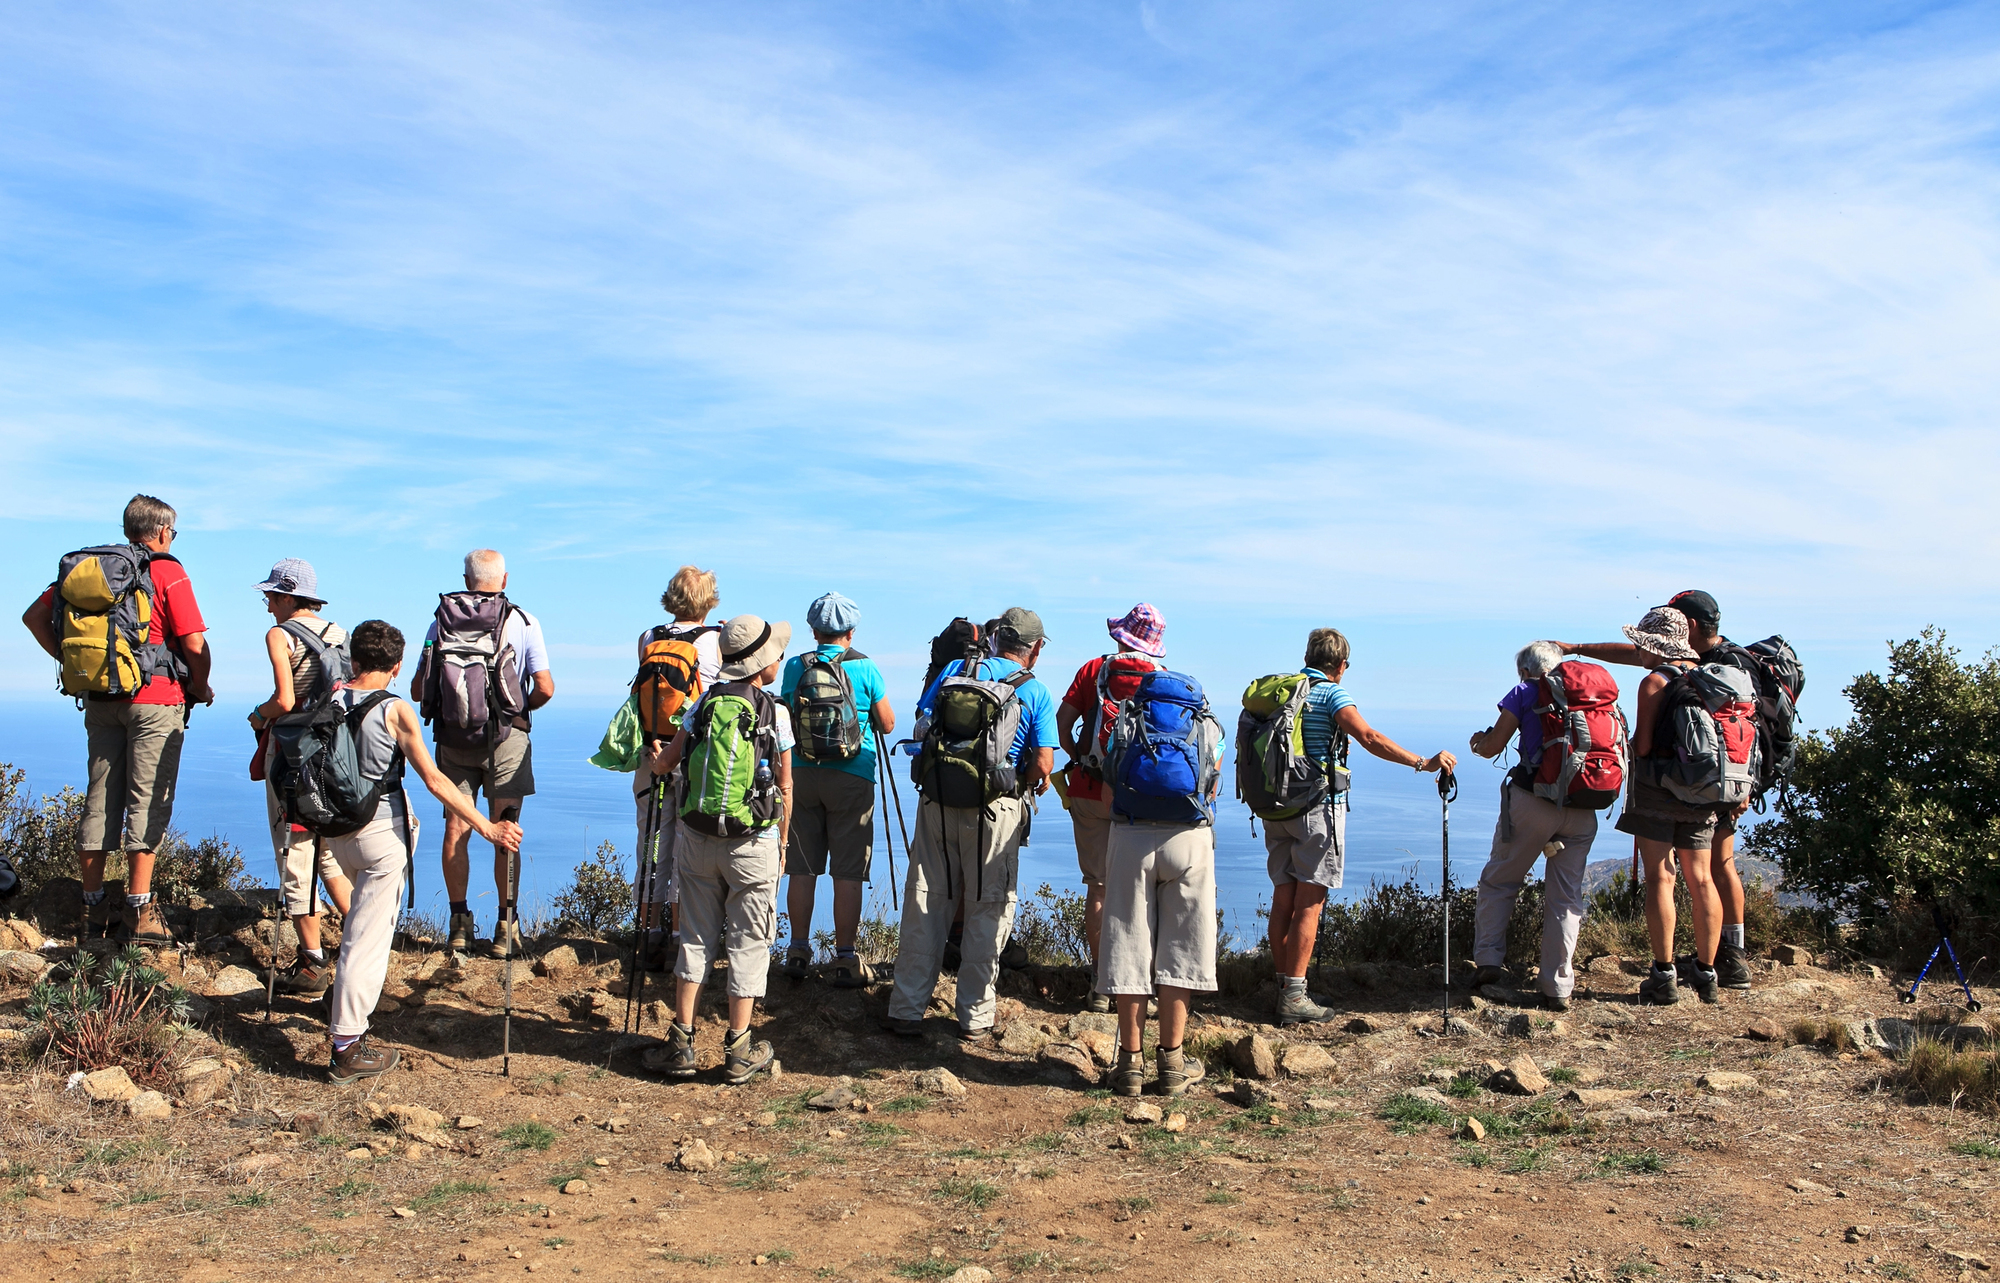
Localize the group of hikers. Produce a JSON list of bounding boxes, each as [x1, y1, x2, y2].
[[20, 495, 1803, 1097]]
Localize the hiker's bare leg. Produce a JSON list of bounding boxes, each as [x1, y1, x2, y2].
[[126, 848, 155, 897], [325, 873, 353, 918], [442, 812, 473, 902], [674, 977, 702, 1028], [80, 850, 108, 895], [1085, 884, 1105, 962], [1711, 833, 1744, 931], [1116, 992, 1149, 1051], [1680, 846, 1722, 966], [1155, 986, 1190, 1048], [294, 912, 322, 954], [488, 796, 522, 903], [786, 875, 817, 952], [727, 995, 754, 1031], [1639, 839, 1678, 964], [1270, 881, 1329, 977], [832, 878, 863, 951]]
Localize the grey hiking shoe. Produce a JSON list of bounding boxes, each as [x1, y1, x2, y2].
[[1714, 942, 1753, 991], [1471, 964, 1513, 989], [447, 911, 476, 956], [641, 1022, 699, 1078], [329, 1036, 400, 1085], [1541, 992, 1572, 1013], [721, 1028, 774, 1084], [279, 954, 333, 995], [1638, 966, 1680, 1006], [1687, 964, 1722, 1005], [1085, 991, 1112, 1014], [1109, 1051, 1146, 1098], [780, 946, 811, 981], [879, 1016, 925, 1039], [1276, 988, 1337, 1027], [1155, 1050, 1205, 1098], [828, 957, 875, 989], [486, 918, 522, 960]]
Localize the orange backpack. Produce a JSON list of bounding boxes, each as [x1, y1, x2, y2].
[[633, 625, 717, 740]]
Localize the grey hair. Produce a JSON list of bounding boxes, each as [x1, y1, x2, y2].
[[122, 494, 176, 543], [1516, 640, 1565, 680], [464, 548, 506, 589]]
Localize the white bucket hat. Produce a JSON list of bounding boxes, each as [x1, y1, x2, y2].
[[716, 614, 792, 681], [1622, 606, 1699, 661]]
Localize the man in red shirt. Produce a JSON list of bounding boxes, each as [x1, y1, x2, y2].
[[20, 495, 213, 944], [1054, 603, 1167, 1013]]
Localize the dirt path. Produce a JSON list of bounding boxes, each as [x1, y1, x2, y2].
[[2, 946, 1996, 1283]]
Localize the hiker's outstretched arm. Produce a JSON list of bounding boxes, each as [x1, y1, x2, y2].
[[1335, 705, 1457, 774], [391, 702, 521, 849], [1561, 641, 1647, 667], [21, 595, 58, 660], [1469, 709, 1521, 759]]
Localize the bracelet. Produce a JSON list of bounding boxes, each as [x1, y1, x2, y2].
[[1412, 757, 1427, 772]]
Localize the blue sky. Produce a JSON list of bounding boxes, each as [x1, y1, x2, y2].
[[4, 1, 1999, 736]]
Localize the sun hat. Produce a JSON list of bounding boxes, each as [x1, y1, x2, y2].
[[253, 558, 323, 604], [1622, 606, 1699, 661], [991, 607, 1045, 650], [716, 614, 793, 681], [1106, 603, 1166, 657], [1667, 589, 1721, 631], [806, 592, 860, 637]]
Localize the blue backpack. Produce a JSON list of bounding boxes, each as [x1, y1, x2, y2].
[[1106, 670, 1224, 824]]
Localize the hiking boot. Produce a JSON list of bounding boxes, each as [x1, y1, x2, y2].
[[126, 898, 175, 946], [1276, 988, 1337, 1027], [1638, 966, 1680, 1006], [957, 1026, 995, 1048], [828, 957, 875, 989], [1470, 964, 1513, 990], [1541, 992, 1572, 1013], [1155, 1050, 1205, 1098], [1085, 991, 1112, 1014], [879, 1016, 925, 1039], [279, 954, 333, 995], [780, 947, 812, 981], [80, 895, 118, 942], [328, 1036, 400, 1085], [1109, 1051, 1146, 1098], [1714, 942, 1753, 991], [721, 1028, 774, 1085], [999, 939, 1030, 970], [1687, 964, 1721, 1005], [447, 911, 476, 956], [641, 1022, 699, 1078], [486, 918, 522, 960]]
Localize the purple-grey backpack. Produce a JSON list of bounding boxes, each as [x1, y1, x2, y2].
[[414, 591, 529, 751]]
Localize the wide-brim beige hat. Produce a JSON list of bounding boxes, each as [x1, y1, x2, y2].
[[717, 614, 792, 680], [1622, 606, 1699, 661]]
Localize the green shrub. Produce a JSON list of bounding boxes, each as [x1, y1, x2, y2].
[[1008, 883, 1091, 966], [24, 945, 191, 1081], [549, 842, 633, 938]]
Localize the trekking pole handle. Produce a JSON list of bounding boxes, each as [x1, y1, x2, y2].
[[1438, 770, 1458, 803]]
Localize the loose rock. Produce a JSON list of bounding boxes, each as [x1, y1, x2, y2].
[[914, 1067, 967, 1097], [125, 1091, 171, 1120], [998, 1020, 1048, 1055], [1230, 1034, 1278, 1080], [675, 1139, 716, 1172], [1770, 943, 1813, 966], [807, 1086, 855, 1111], [1228, 1079, 1279, 1108], [1345, 1014, 1390, 1035], [1486, 1055, 1549, 1095], [1698, 1072, 1757, 1092], [455, 1115, 483, 1130], [1036, 1042, 1099, 1086], [560, 1179, 589, 1195], [1076, 1029, 1117, 1066], [1458, 1116, 1486, 1141], [80, 1067, 139, 1103], [1744, 1017, 1785, 1042], [1123, 1102, 1163, 1124], [1281, 1043, 1337, 1077], [209, 965, 264, 997], [944, 1268, 994, 1283]]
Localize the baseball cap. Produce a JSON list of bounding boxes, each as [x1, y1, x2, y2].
[[992, 606, 1045, 649], [1668, 590, 1721, 630]]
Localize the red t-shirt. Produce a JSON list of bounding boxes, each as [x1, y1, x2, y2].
[[31, 554, 206, 706], [1059, 652, 1164, 801]]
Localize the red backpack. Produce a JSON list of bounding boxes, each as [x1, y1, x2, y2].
[[1078, 653, 1164, 777], [1527, 660, 1628, 809]]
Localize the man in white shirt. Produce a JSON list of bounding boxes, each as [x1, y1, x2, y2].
[[418, 549, 555, 958]]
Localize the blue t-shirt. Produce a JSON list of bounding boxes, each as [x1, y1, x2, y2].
[[780, 644, 889, 782], [1299, 667, 1357, 794], [917, 657, 1058, 767], [1498, 681, 1544, 764]]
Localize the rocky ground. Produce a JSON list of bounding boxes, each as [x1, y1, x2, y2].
[[0, 897, 1997, 1283]]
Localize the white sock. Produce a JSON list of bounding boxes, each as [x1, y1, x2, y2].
[[1722, 924, 1745, 948]]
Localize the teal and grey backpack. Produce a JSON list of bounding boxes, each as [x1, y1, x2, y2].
[[792, 649, 865, 765], [680, 682, 785, 837], [913, 666, 1031, 808]]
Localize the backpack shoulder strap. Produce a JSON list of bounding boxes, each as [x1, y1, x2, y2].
[[839, 648, 867, 663]]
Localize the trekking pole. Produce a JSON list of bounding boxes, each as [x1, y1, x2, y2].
[[1438, 768, 1459, 1032], [874, 728, 900, 911], [624, 781, 661, 1034], [500, 800, 522, 1077]]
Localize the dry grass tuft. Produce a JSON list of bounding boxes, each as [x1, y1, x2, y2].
[[1903, 1038, 2000, 1112]]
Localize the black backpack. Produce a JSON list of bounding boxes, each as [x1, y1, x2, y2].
[[270, 691, 406, 837], [920, 618, 985, 702], [1711, 636, 1805, 803]]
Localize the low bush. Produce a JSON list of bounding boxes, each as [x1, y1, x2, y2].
[[549, 841, 633, 939], [24, 945, 192, 1083], [1, 764, 257, 905], [1009, 883, 1091, 967]]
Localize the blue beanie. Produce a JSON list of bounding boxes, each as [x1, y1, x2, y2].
[[807, 592, 860, 636]]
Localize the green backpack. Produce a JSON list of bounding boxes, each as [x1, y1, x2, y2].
[[1234, 673, 1348, 821], [680, 682, 784, 838]]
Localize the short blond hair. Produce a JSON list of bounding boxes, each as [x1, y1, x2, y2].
[[1304, 627, 1351, 673], [464, 549, 506, 590], [662, 565, 718, 621], [123, 494, 176, 543]]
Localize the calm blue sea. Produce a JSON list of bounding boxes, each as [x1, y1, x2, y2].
[[0, 699, 1515, 946]]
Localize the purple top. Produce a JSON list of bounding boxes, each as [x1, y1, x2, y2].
[[1498, 681, 1544, 763]]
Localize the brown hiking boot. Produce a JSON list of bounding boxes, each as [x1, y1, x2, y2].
[[80, 895, 118, 941], [126, 898, 175, 946], [328, 1036, 400, 1085], [486, 918, 522, 960], [1155, 1049, 1205, 1098], [721, 1028, 774, 1085], [447, 911, 476, 956], [828, 957, 875, 989], [640, 1021, 699, 1078], [279, 954, 334, 995], [1109, 1050, 1146, 1098]]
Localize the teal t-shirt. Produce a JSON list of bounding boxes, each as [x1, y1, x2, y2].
[[780, 644, 890, 782]]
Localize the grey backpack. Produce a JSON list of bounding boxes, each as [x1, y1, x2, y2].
[[1655, 664, 1761, 807], [913, 668, 1031, 808], [414, 592, 528, 751]]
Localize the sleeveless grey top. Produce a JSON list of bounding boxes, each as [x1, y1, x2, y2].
[[335, 687, 402, 784]]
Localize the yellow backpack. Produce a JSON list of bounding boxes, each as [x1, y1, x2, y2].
[[52, 545, 171, 698]]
